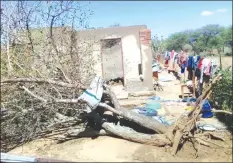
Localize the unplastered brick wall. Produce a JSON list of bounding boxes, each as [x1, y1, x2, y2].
[[139, 29, 151, 45], [139, 29, 153, 91]]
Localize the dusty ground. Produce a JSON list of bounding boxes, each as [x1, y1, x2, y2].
[[8, 63, 232, 162], [9, 135, 232, 162]]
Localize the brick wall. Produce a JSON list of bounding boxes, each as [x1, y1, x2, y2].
[[138, 29, 153, 91], [139, 29, 151, 45]]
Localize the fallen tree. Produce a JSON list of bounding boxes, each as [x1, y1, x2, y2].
[[1, 73, 227, 156]]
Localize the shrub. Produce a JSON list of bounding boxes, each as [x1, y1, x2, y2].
[[210, 69, 232, 130], [211, 69, 232, 112]]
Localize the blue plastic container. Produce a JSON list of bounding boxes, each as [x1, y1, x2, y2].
[[146, 100, 162, 110], [202, 111, 213, 118], [202, 100, 211, 112]]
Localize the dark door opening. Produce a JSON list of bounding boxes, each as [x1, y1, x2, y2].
[[101, 38, 124, 85]]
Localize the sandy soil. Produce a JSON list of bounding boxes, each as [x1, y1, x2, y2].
[[8, 69, 232, 162], [9, 135, 232, 162]]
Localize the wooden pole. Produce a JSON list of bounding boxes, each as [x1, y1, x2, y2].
[[192, 70, 196, 98], [184, 71, 186, 83]]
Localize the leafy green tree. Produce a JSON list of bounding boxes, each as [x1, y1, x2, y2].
[[221, 25, 232, 47], [164, 31, 189, 51], [196, 25, 224, 51], [164, 24, 231, 55], [188, 30, 205, 53], [182, 44, 192, 52]]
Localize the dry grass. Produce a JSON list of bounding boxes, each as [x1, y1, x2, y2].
[[206, 56, 232, 69]]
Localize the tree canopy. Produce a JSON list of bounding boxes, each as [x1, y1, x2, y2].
[[163, 24, 232, 54]]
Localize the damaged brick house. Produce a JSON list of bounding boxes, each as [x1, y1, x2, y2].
[[77, 25, 154, 93], [13, 25, 154, 93]]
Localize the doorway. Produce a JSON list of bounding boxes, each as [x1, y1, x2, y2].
[[100, 38, 124, 85]]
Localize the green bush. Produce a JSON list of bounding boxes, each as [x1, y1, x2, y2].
[[210, 69, 232, 130], [211, 69, 232, 111]]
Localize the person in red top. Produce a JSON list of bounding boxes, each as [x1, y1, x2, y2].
[[197, 57, 204, 70]]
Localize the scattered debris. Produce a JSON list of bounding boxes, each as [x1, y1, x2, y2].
[[1, 69, 230, 160]]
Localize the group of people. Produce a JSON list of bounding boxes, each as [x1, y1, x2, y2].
[[162, 49, 218, 98]]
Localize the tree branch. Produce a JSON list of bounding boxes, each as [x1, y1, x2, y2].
[[98, 103, 169, 134], [56, 66, 72, 84], [212, 109, 232, 115], [67, 127, 111, 137], [101, 122, 171, 146], [21, 86, 47, 103], [20, 85, 86, 105], [1, 78, 85, 89], [103, 84, 121, 109]]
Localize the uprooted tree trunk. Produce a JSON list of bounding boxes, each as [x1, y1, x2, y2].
[[1, 74, 224, 154]]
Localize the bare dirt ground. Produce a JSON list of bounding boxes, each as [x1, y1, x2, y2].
[[8, 58, 232, 162], [9, 134, 233, 162]]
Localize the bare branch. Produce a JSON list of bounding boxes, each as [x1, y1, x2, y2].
[[55, 66, 72, 83], [212, 108, 232, 115], [21, 86, 47, 103], [53, 98, 81, 104], [1, 78, 86, 89], [20, 85, 85, 104]]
